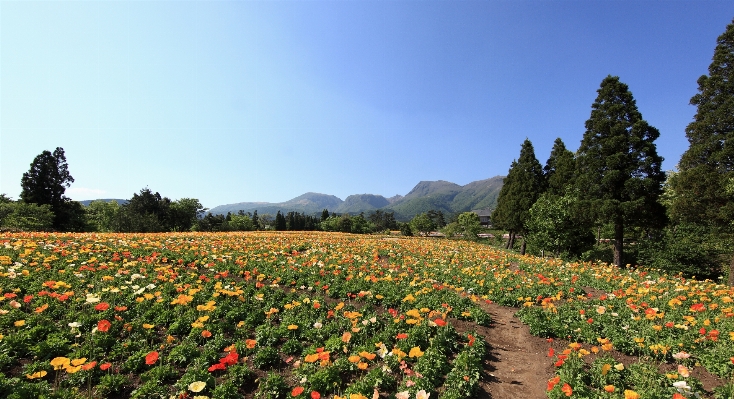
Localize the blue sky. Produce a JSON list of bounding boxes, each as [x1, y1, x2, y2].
[[2, 1, 733, 209]]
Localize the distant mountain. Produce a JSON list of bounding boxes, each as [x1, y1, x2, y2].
[[382, 177, 504, 220], [79, 199, 128, 206], [335, 194, 390, 214], [208, 192, 342, 216], [207, 176, 505, 221], [448, 176, 504, 212]]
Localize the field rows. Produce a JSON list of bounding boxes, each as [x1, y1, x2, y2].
[[0, 232, 732, 398]]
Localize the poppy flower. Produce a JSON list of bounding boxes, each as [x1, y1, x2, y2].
[[95, 302, 110, 311], [145, 351, 159, 365], [310, 391, 321, 399], [548, 348, 554, 357], [561, 383, 572, 397], [97, 319, 111, 332], [82, 361, 97, 371], [201, 330, 212, 338], [433, 318, 447, 327], [547, 376, 560, 391], [291, 386, 304, 397], [208, 363, 226, 372], [99, 363, 112, 371], [189, 381, 207, 392], [396, 333, 408, 339], [51, 357, 70, 370], [26, 370, 48, 379]]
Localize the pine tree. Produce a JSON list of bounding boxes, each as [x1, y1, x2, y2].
[[20, 147, 78, 230], [575, 76, 666, 268], [671, 19, 734, 284], [544, 138, 576, 196], [491, 139, 546, 254]]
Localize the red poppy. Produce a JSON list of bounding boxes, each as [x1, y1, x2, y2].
[[208, 363, 226, 372], [221, 352, 238, 366], [201, 330, 212, 338], [690, 303, 705, 312], [114, 306, 127, 311], [95, 302, 110, 311], [97, 319, 111, 332], [547, 376, 560, 391], [99, 363, 112, 371], [433, 318, 447, 327], [548, 348, 555, 357], [561, 383, 573, 397], [23, 295, 33, 303], [467, 334, 476, 347], [310, 391, 320, 399], [291, 386, 304, 397], [396, 333, 408, 339], [145, 351, 159, 365], [82, 361, 97, 371]]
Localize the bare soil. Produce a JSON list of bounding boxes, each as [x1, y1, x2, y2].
[[459, 301, 726, 399]]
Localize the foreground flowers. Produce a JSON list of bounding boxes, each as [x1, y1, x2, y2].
[[0, 231, 730, 398]]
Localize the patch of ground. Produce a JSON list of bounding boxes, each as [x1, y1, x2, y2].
[[465, 301, 725, 399]]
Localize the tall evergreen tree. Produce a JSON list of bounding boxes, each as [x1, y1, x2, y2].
[[20, 147, 77, 230], [491, 139, 546, 254], [671, 19, 734, 284], [544, 138, 576, 196], [275, 211, 286, 231], [575, 76, 666, 268]]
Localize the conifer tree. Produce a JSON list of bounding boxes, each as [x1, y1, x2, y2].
[[671, 19, 734, 284], [575, 76, 666, 268], [491, 139, 546, 254], [544, 138, 576, 196]]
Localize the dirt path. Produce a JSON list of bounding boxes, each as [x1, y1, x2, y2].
[[459, 301, 724, 399], [478, 302, 554, 399]]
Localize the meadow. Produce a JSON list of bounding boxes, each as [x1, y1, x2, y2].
[[0, 232, 732, 399]]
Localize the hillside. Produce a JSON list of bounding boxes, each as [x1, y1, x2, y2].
[[205, 176, 505, 220], [335, 194, 390, 214], [207, 193, 342, 216]]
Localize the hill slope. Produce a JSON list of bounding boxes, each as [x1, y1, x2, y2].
[[206, 176, 505, 220]]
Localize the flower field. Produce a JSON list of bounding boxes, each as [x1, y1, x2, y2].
[[0, 232, 732, 399]]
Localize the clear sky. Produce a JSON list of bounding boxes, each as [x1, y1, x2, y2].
[[2, 1, 733, 209]]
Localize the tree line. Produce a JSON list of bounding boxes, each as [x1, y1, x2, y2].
[[491, 19, 734, 283], [0, 155, 401, 234]]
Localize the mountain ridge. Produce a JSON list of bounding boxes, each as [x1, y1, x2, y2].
[[207, 176, 504, 221]]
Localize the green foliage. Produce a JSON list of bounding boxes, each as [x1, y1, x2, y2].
[[672, 18, 734, 228], [20, 147, 75, 230], [575, 75, 666, 267], [410, 213, 436, 235], [84, 200, 120, 232], [117, 188, 172, 232], [252, 347, 280, 369], [544, 138, 576, 196], [399, 222, 413, 236], [491, 139, 546, 236], [0, 201, 54, 231], [635, 223, 725, 278], [255, 374, 288, 399], [526, 193, 594, 258], [445, 212, 482, 239]]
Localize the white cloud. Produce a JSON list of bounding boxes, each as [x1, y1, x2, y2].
[[66, 187, 107, 200]]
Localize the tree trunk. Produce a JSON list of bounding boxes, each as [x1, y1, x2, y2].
[[614, 222, 624, 268], [520, 237, 526, 255], [505, 230, 513, 249], [509, 231, 516, 250], [597, 226, 601, 246]]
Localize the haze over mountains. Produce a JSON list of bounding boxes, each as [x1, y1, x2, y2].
[[207, 176, 504, 221]]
